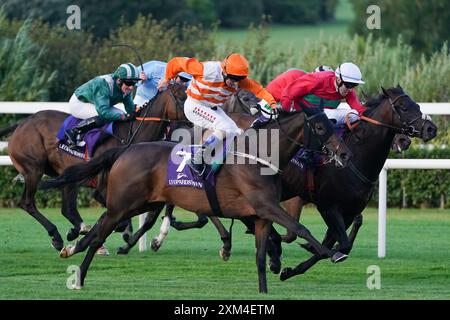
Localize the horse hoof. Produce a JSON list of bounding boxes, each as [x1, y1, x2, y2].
[[280, 267, 293, 281], [219, 249, 231, 261], [331, 252, 348, 263], [66, 228, 80, 242], [79, 224, 92, 235], [151, 238, 160, 252], [116, 246, 129, 255], [60, 245, 74, 258], [96, 246, 109, 256], [269, 260, 281, 274]]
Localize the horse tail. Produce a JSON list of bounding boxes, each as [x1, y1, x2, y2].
[[0, 123, 19, 138], [39, 146, 128, 190]]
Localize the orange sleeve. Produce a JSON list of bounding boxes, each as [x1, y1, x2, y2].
[[165, 57, 204, 81], [239, 78, 277, 107]]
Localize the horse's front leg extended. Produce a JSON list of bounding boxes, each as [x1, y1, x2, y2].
[[281, 228, 337, 281]]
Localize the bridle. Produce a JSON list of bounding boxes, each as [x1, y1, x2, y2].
[[359, 93, 424, 137], [122, 85, 188, 146]]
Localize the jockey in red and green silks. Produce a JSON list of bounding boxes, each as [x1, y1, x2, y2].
[[65, 63, 142, 148], [267, 63, 366, 164], [267, 63, 366, 125]]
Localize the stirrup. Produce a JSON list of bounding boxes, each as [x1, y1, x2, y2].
[[189, 162, 206, 177]]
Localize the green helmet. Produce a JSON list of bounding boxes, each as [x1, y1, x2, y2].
[[114, 63, 140, 81]]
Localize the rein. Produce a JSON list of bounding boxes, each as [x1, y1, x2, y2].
[[350, 94, 423, 136], [122, 86, 188, 146]]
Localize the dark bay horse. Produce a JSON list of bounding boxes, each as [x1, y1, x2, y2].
[[0, 84, 187, 250], [41, 109, 352, 293], [280, 132, 412, 243], [277, 86, 436, 280]]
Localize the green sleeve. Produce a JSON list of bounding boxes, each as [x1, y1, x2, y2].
[[92, 85, 123, 121], [123, 94, 136, 114]]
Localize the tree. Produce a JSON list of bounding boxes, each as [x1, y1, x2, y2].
[[349, 0, 450, 55]]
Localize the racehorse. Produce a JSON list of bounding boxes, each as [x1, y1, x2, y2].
[[41, 108, 352, 293], [115, 90, 260, 256], [0, 84, 187, 251], [277, 86, 436, 280], [280, 132, 412, 243]]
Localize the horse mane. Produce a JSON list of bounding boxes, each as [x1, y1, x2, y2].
[[363, 86, 405, 116]]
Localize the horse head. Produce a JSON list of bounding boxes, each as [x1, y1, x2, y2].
[[376, 86, 437, 142], [304, 109, 352, 167], [138, 83, 187, 122]]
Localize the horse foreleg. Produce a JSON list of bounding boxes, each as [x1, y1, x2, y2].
[[254, 202, 345, 263], [79, 211, 123, 288], [60, 212, 107, 258], [254, 218, 272, 294], [348, 214, 363, 248], [280, 228, 337, 281], [170, 213, 209, 230], [208, 216, 232, 261], [267, 226, 282, 274], [151, 205, 175, 252], [20, 172, 64, 251], [280, 197, 305, 243], [117, 208, 164, 254], [61, 184, 85, 241]]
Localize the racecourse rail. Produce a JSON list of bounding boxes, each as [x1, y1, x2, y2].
[[1, 102, 449, 257]]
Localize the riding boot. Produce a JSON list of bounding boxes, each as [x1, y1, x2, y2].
[[65, 116, 105, 149], [189, 134, 221, 177]]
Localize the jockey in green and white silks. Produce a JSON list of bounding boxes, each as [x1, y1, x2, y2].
[[65, 63, 142, 148]]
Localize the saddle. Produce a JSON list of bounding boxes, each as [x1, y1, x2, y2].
[[56, 116, 113, 160]]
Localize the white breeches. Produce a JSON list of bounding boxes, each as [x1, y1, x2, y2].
[[184, 98, 243, 139], [69, 94, 125, 120], [324, 108, 359, 125]]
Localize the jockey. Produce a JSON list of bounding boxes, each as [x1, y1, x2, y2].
[[158, 53, 277, 176], [274, 62, 366, 163], [134, 60, 192, 107], [65, 63, 143, 148]]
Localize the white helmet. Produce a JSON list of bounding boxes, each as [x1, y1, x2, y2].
[[335, 62, 365, 84], [314, 65, 333, 72]]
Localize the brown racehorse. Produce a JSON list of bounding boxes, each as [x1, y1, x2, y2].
[[0, 84, 187, 250], [41, 108, 352, 293]]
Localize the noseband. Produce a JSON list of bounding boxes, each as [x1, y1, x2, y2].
[[361, 93, 425, 137]]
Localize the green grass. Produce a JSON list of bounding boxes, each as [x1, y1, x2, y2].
[[0, 207, 449, 300], [214, 0, 353, 51]]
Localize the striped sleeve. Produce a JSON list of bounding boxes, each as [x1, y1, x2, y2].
[[165, 57, 203, 81]]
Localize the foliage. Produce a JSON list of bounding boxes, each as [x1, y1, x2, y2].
[[81, 15, 216, 78], [371, 148, 450, 208], [2, 0, 338, 34], [0, 12, 56, 127], [349, 0, 450, 55]]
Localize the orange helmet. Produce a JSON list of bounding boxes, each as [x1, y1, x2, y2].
[[222, 53, 249, 77]]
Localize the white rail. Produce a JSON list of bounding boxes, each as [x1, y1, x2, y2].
[[378, 159, 450, 258], [0, 102, 448, 254]]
